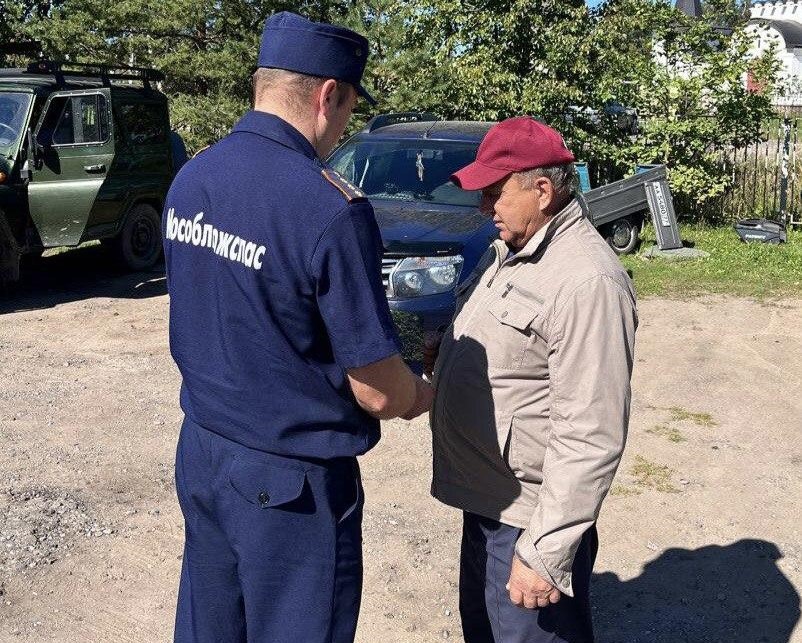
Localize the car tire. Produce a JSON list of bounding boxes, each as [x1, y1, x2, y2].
[[603, 216, 641, 255], [116, 203, 162, 271]]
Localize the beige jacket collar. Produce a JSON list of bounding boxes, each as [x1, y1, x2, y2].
[[493, 197, 584, 264]]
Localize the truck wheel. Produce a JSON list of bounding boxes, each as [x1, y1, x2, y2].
[[117, 204, 162, 271], [603, 216, 640, 255], [0, 211, 21, 285]]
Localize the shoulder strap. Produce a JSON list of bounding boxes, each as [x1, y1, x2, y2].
[[321, 169, 366, 202]]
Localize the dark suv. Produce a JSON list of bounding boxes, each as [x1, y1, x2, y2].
[[0, 59, 174, 283], [328, 113, 496, 361]]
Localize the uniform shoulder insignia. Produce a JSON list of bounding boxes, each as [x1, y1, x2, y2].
[[322, 169, 366, 202], [192, 145, 210, 159]]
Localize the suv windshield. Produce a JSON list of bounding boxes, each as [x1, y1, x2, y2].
[[0, 92, 31, 157], [328, 138, 481, 207]]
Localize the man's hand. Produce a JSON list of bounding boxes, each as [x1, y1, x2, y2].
[[400, 377, 435, 420], [506, 555, 561, 609], [422, 330, 443, 380]]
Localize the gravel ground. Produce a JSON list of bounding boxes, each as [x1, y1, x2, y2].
[[0, 246, 800, 642]]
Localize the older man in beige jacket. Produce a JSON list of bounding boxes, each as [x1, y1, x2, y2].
[[428, 116, 637, 643]]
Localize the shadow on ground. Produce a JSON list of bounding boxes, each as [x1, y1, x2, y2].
[[0, 244, 166, 314], [592, 539, 800, 643]]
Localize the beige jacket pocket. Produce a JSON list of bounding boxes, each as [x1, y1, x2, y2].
[[485, 295, 540, 369], [508, 415, 548, 484]]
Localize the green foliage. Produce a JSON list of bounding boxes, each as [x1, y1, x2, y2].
[[587, 0, 780, 217], [21, 0, 246, 151], [395, 0, 591, 122], [3, 0, 783, 207], [12, 0, 352, 152], [0, 1, 57, 66], [342, 0, 594, 138], [341, 0, 428, 128]]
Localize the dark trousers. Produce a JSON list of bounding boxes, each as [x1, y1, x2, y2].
[[173, 418, 364, 643], [460, 512, 598, 643]]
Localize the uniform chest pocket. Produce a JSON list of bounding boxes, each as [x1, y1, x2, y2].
[[485, 295, 542, 370]]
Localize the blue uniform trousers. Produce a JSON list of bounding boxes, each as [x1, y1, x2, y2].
[[459, 512, 598, 643], [174, 419, 364, 643]]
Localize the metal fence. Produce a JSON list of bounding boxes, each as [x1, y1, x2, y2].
[[711, 118, 802, 227], [580, 118, 802, 227]]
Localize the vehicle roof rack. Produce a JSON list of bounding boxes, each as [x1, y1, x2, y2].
[[24, 60, 165, 89], [363, 112, 440, 133]]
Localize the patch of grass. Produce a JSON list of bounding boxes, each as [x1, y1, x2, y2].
[[620, 224, 802, 298], [610, 484, 641, 497], [42, 240, 101, 258], [646, 424, 687, 442], [645, 405, 717, 429], [668, 406, 717, 427], [630, 455, 679, 493]]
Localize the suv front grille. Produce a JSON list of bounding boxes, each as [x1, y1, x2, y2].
[[381, 256, 402, 296]]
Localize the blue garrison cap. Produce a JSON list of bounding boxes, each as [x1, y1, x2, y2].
[[258, 12, 376, 106]]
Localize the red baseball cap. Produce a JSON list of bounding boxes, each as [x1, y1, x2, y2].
[[451, 116, 575, 191]]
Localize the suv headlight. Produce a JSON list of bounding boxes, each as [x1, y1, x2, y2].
[[390, 255, 464, 298]]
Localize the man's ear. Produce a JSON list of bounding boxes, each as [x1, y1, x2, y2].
[[536, 176, 555, 211], [317, 79, 340, 116]]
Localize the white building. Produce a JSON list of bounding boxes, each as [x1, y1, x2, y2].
[[748, 1, 802, 104]]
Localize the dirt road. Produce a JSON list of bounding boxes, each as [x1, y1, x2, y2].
[[1, 246, 800, 642]]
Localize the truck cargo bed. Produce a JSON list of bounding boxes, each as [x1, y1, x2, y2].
[[582, 164, 667, 227]]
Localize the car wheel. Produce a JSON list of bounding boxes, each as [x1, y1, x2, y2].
[[603, 216, 640, 255], [117, 203, 162, 271]]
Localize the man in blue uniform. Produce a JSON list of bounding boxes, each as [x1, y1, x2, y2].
[[163, 12, 434, 643]]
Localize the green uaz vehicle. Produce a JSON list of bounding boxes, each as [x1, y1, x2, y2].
[[0, 59, 175, 283]]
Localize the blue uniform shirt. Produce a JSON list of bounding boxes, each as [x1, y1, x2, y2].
[[163, 111, 401, 458]]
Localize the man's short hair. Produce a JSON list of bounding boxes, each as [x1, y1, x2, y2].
[[515, 164, 577, 201], [252, 67, 350, 110]]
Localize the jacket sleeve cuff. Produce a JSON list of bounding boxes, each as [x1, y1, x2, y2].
[[514, 531, 574, 598]]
